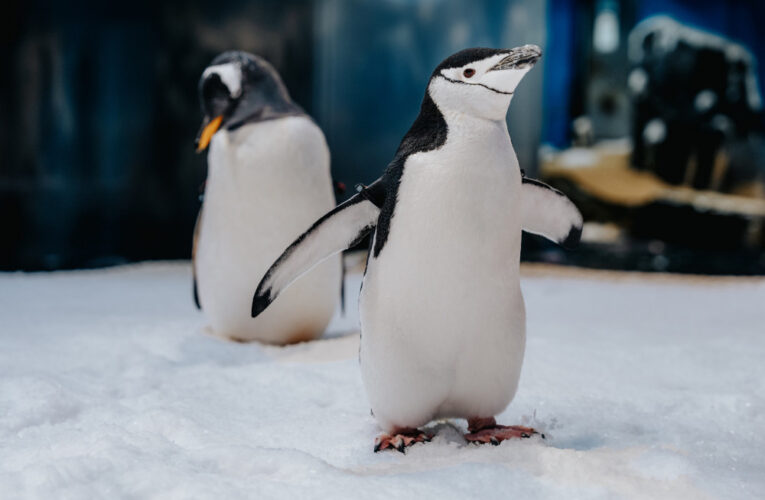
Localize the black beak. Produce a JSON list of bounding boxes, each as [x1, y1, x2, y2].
[[489, 45, 542, 71]]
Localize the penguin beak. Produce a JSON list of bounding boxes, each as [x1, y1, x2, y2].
[[195, 115, 224, 153], [489, 45, 542, 71]]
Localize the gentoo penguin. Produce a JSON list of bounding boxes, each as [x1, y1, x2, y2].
[[193, 51, 341, 344], [251, 46, 583, 450]]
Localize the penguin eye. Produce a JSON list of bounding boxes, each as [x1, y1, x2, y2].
[[463, 68, 475, 78]]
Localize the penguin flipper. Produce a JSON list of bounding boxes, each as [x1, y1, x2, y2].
[[192, 206, 203, 310], [521, 178, 583, 249], [252, 181, 385, 318]]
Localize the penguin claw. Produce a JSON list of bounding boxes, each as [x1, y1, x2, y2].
[[373, 430, 433, 453], [464, 424, 540, 446], [395, 437, 406, 453]]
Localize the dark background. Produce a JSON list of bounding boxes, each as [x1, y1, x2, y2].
[[1, 0, 763, 271]]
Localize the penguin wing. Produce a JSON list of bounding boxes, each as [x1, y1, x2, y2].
[[192, 206, 202, 310], [521, 178, 583, 249], [251, 180, 385, 318]]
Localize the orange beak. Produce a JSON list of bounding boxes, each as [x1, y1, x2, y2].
[[195, 115, 223, 152]]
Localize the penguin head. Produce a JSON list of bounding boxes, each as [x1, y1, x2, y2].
[[195, 51, 301, 152], [428, 45, 542, 121]]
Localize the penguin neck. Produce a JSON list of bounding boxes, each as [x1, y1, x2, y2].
[[225, 79, 304, 131], [444, 110, 509, 133], [400, 91, 516, 164], [426, 87, 514, 148], [441, 109, 514, 156]]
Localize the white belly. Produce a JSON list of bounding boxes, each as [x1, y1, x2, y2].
[[359, 124, 526, 432], [196, 116, 341, 344]]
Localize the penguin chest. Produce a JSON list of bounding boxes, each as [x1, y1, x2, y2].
[[364, 136, 525, 327], [360, 136, 527, 425], [196, 117, 340, 342]]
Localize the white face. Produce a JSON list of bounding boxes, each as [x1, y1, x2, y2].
[[429, 45, 541, 121], [202, 62, 243, 99]]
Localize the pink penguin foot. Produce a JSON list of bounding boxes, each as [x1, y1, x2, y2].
[[374, 428, 433, 453], [464, 417, 543, 445]]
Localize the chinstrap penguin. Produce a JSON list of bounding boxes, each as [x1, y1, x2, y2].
[[251, 46, 583, 450], [194, 51, 341, 344]]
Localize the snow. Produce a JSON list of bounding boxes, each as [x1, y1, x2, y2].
[[1, 261, 764, 499]]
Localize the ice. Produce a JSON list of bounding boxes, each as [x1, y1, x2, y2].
[[1, 262, 764, 499]]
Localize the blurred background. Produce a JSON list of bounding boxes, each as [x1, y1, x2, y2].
[[2, 0, 764, 273]]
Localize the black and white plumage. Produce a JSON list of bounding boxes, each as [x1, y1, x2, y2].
[[193, 51, 340, 344], [252, 46, 583, 447]]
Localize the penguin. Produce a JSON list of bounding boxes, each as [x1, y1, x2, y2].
[[193, 51, 341, 344], [250, 46, 583, 450]]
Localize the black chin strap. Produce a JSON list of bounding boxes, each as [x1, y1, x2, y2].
[[439, 75, 515, 96]]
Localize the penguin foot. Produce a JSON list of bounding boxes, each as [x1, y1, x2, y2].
[[464, 417, 542, 445], [374, 428, 432, 453]]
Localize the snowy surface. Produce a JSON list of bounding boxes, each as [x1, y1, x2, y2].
[[1, 261, 764, 499]]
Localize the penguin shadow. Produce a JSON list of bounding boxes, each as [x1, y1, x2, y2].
[[546, 432, 607, 451], [209, 325, 361, 364], [427, 421, 473, 446], [169, 325, 270, 367], [514, 414, 607, 451], [260, 329, 361, 364], [186, 325, 361, 365]]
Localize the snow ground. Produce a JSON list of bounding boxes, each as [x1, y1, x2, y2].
[[1, 261, 764, 499]]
